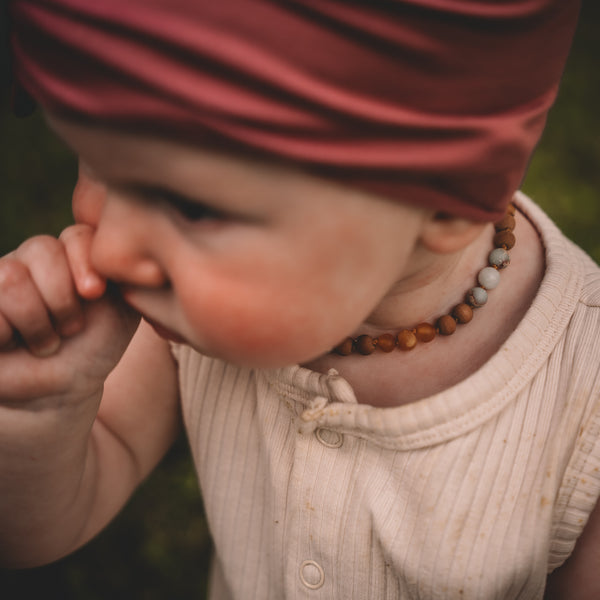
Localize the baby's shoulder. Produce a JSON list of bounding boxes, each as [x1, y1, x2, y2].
[[570, 237, 600, 308], [579, 255, 600, 308]]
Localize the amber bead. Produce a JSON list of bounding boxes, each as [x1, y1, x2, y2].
[[506, 203, 516, 215], [356, 335, 376, 355], [493, 230, 516, 250], [437, 314, 457, 336], [415, 322, 436, 343], [376, 333, 396, 352], [396, 329, 417, 351], [452, 303, 473, 324], [494, 213, 516, 232], [333, 337, 354, 356]]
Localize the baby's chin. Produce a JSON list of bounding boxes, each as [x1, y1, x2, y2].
[[185, 334, 334, 370]]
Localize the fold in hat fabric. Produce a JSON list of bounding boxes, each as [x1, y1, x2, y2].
[[10, 0, 580, 221]]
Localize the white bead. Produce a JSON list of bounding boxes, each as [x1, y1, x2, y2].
[[478, 266, 500, 290]]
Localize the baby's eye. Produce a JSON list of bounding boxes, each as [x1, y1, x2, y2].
[[167, 193, 225, 222], [137, 185, 226, 222]]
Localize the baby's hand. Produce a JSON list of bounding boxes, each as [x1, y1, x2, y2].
[[0, 227, 139, 403]]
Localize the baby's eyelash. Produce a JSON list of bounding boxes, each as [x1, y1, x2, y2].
[[167, 193, 224, 221], [135, 185, 226, 221]]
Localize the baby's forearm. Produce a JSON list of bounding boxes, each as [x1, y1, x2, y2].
[[0, 388, 104, 567], [0, 328, 181, 568]]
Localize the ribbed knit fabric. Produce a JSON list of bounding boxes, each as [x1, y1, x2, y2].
[[172, 193, 600, 599]]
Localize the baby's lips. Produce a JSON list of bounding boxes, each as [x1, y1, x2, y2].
[[144, 317, 186, 344]]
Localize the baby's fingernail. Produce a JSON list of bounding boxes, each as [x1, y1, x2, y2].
[[59, 315, 84, 337], [31, 336, 61, 358], [80, 273, 105, 297], [84, 273, 101, 287]]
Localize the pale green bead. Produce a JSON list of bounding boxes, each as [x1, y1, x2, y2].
[[467, 286, 488, 307], [489, 248, 510, 269]]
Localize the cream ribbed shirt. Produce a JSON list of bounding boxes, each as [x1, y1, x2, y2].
[[172, 193, 600, 599]]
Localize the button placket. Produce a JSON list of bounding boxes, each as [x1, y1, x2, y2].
[[287, 385, 349, 595]]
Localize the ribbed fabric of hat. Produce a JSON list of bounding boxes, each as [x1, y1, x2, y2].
[[10, 0, 580, 221]]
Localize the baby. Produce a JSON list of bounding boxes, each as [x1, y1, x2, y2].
[[2, 1, 598, 599]]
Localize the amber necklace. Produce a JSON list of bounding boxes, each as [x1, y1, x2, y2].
[[331, 204, 517, 356]]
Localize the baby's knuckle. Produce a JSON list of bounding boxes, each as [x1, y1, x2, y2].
[[60, 224, 91, 244], [38, 236, 64, 259], [0, 259, 30, 291], [58, 226, 75, 242], [20, 235, 63, 261], [19, 234, 54, 250]]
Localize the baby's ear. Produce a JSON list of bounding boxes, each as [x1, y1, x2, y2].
[[419, 212, 487, 254]]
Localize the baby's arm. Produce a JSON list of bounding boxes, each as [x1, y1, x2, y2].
[[0, 228, 181, 568], [544, 499, 600, 599]]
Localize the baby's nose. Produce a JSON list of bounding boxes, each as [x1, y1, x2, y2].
[[89, 201, 168, 288], [91, 233, 167, 288]]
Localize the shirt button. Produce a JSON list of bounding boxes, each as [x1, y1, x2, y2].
[[299, 559, 325, 589], [315, 427, 343, 448]]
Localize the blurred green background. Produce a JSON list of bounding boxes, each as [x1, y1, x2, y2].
[[0, 3, 598, 599]]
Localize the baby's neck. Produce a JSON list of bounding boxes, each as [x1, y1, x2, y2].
[[303, 208, 545, 408], [360, 223, 496, 335]]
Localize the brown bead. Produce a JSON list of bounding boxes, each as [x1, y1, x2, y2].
[[415, 322, 436, 343], [494, 213, 516, 232], [376, 333, 396, 352], [356, 335, 376, 355], [437, 314, 457, 336], [396, 329, 417, 351], [333, 337, 354, 356], [506, 203, 516, 215], [493, 230, 516, 250], [452, 303, 473, 324]]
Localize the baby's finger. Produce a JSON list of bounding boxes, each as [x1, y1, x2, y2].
[[0, 258, 61, 357], [60, 224, 107, 300], [0, 314, 16, 351], [14, 236, 85, 338]]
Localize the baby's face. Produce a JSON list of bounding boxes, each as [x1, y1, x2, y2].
[[49, 115, 425, 367]]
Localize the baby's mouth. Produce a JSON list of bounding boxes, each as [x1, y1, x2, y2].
[[118, 287, 186, 343], [143, 316, 186, 343]]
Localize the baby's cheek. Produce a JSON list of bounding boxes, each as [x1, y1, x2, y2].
[[182, 284, 334, 367]]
